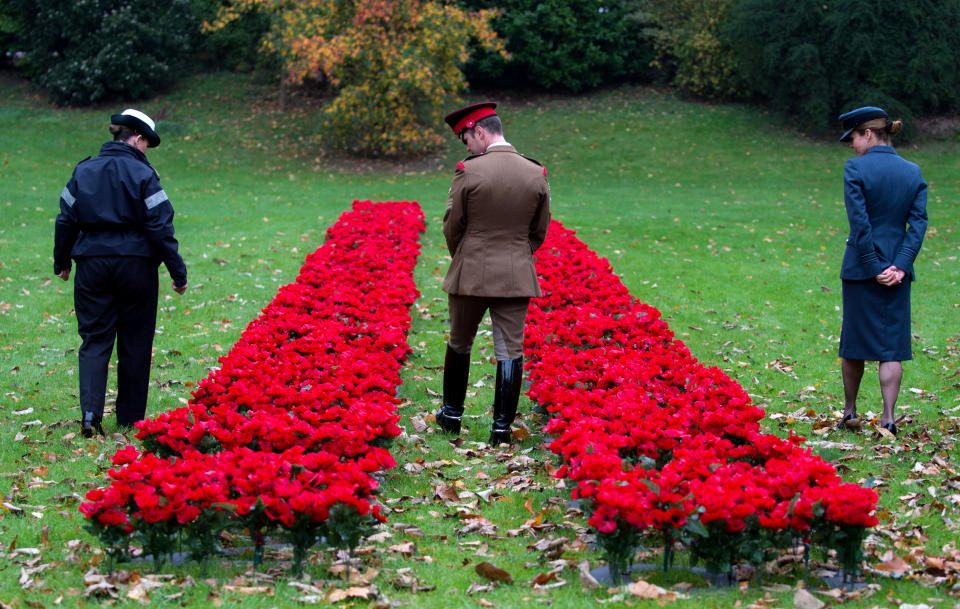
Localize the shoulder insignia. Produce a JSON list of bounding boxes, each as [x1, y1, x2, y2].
[[543, 167, 547, 177], [520, 153, 544, 167], [456, 161, 465, 171]]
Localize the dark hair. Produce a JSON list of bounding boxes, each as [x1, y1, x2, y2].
[[109, 123, 137, 142], [463, 114, 503, 140], [856, 118, 903, 142]]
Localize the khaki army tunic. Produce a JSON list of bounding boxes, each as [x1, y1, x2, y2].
[[442, 144, 551, 297]]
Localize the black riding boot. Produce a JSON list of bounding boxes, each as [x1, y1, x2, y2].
[[81, 410, 105, 438], [489, 356, 523, 446], [436, 345, 470, 434]]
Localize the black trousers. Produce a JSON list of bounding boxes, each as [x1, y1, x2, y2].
[[74, 256, 158, 425]]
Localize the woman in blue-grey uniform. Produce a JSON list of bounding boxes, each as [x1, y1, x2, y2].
[[53, 109, 188, 437], [836, 106, 928, 437]]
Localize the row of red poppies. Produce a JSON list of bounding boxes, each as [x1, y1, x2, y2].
[[80, 201, 424, 555], [525, 221, 878, 573]]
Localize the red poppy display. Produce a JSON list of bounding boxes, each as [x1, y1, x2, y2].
[[80, 201, 424, 568], [525, 221, 878, 576]]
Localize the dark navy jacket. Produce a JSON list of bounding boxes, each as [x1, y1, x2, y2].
[[54, 142, 187, 286], [841, 145, 928, 281]]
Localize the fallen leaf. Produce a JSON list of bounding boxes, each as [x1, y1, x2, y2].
[[434, 484, 459, 503], [324, 586, 374, 603], [578, 561, 600, 589], [221, 585, 273, 595], [874, 553, 911, 575], [628, 579, 669, 599], [410, 415, 428, 433], [388, 541, 417, 557], [475, 562, 513, 584], [530, 572, 557, 586], [793, 587, 825, 609], [465, 582, 494, 595]]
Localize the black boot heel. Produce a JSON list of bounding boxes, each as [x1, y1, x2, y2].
[[489, 357, 523, 446], [436, 345, 470, 435]]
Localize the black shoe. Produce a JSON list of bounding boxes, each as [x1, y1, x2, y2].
[[489, 357, 523, 446], [883, 422, 898, 437], [81, 411, 104, 438], [436, 345, 470, 435], [837, 411, 860, 431]]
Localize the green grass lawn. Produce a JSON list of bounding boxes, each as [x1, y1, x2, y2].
[[1, 70, 959, 607]]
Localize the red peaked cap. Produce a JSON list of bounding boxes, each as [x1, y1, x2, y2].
[[444, 102, 497, 136]]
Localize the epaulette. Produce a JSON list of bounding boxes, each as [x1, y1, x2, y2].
[[521, 154, 547, 177], [453, 154, 481, 172]]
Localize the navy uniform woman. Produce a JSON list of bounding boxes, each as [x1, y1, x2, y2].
[[435, 102, 551, 446], [54, 109, 188, 437], [836, 106, 928, 436]]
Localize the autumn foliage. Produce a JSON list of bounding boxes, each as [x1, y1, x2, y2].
[[206, 0, 506, 156]]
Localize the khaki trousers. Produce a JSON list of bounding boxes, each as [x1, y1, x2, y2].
[[447, 294, 530, 361]]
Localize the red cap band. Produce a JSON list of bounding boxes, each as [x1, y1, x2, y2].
[[450, 106, 497, 135]]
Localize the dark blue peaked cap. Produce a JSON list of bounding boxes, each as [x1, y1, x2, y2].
[[838, 106, 889, 141]]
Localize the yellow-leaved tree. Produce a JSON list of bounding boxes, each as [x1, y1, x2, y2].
[[206, 0, 506, 157]]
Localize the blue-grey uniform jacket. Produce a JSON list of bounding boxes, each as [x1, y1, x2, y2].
[[54, 142, 187, 286], [840, 145, 928, 281]]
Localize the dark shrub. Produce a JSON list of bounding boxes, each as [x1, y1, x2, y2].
[[727, 0, 960, 137], [0, 0, 28, 61], [461, 0, 655, 92], [190, 0, 270, 73], [17, 0, 194, 105]]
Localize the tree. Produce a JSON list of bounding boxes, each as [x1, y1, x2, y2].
[[207, 0, 506, 157], [643, 0, 743, 98]]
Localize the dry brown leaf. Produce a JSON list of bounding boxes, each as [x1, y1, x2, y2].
[[530, 572, 557, 586], [126, 580, 161, 602], [324, 586, 374, 603], [793, 587, 825, 609], [475, 562, 513, 584], [577, 560, 601, 590], [466, 582, 494, 595], [221, 585, 273, 596], [388, 541, 417, 557], [523, 497, 535, 515], [874, 553, 911, 575], [627, 579, 669, 599], [434, 484, 460, 503], [409, 415, 428, 433], [288, 581, 326, 596], [512, 427, 530, 443], [476, 598, 495, 608]]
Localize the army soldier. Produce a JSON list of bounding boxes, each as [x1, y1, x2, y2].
[[435, 102, 551, 446]]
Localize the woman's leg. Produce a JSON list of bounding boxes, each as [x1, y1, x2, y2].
[[841, 357, 865, 417], [878, 361, 903, 426]]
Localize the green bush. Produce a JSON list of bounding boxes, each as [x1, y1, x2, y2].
[[0, 0, 27, 58], [727, 0, 960, 137], [190, 0, 270, 73], [461, 0, 655, 92], [16, 0, 194, 106], [644, 0, 743, 98]]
